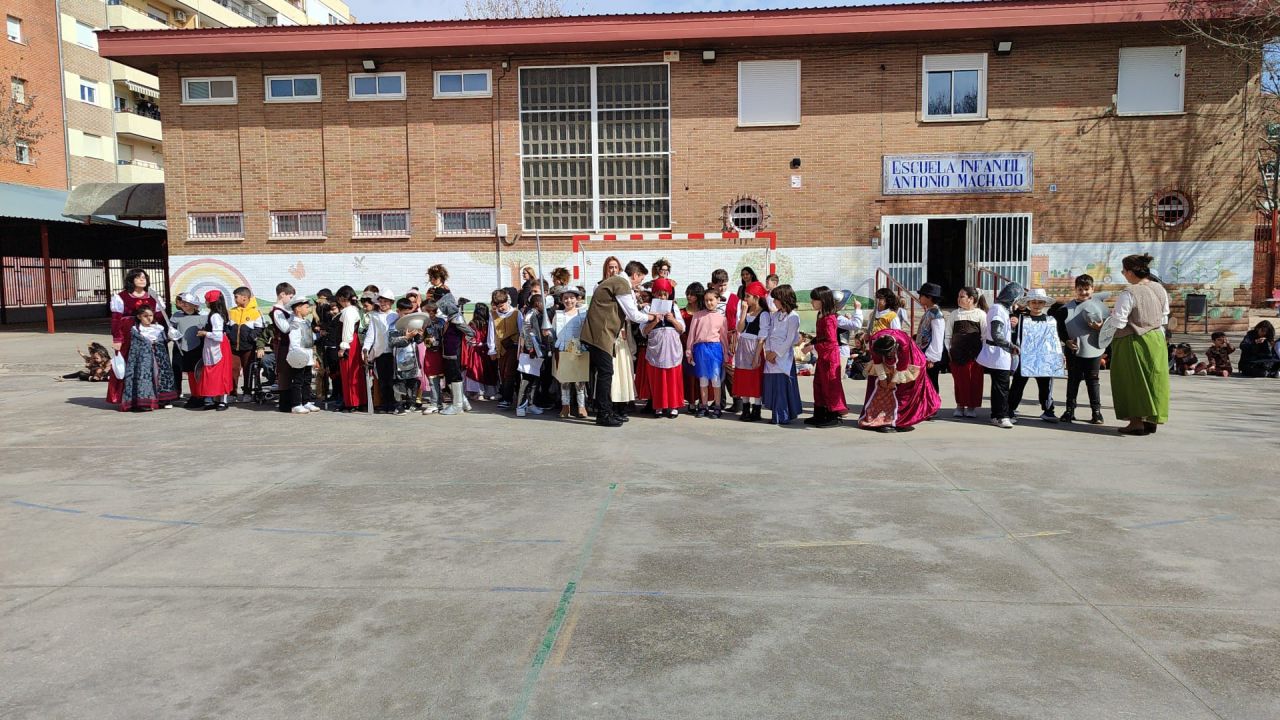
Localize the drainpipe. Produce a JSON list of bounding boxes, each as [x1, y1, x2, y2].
[[55, 0, 73, 190]]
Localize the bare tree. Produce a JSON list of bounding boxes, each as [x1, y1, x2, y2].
[[0, 90, 46, 162], [463, 0, 570, 19]]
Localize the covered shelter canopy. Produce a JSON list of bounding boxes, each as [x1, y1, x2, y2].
[[0, 181, 168, 332]]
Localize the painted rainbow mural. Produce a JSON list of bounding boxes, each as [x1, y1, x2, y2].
[[170, 258, 251, 306]]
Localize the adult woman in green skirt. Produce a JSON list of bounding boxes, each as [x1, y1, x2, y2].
[[1106, 253, 1170, 436]]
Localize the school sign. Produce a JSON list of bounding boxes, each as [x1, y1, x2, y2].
[[883, 152, 1034, 195]]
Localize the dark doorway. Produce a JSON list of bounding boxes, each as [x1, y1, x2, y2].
[[927, 218, 967, 305]]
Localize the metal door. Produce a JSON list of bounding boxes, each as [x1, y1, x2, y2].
[[965, 214, 1032, 293], [881, 217, 927, 291]]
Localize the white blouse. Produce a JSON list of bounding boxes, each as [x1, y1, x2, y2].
[[339, 305, 361, 350], [764, 311, 800, 374], [137, 324, 166, 343]]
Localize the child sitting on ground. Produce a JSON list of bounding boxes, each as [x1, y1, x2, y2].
[[845, 331, 870, 380], [1195, 332, 1234, 377], [68, 342, 112, 382], [1171, 343, 1198, 376], [794, 332, 817, 375]]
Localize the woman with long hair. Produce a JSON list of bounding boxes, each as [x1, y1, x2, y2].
[[1107, 253, 1170, 435], [334, 285, 367, 411], [806, 285, 848, 427], [601, 256, 623, 280], [106, 268, 167, 407], [193, 290, 234, 410], [948, 286, 988, 418]]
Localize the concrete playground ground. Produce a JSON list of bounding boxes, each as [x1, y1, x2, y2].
[[1, 321, 1278, 720]]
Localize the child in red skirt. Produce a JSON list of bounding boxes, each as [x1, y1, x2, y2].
[[733, 281, 769, 421], [193, 289, 234, 410], [643, 278, 686, 418]]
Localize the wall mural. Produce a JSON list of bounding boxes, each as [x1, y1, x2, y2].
[[170, 239, 1252, 310]]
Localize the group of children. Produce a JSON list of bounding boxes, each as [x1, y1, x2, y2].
[[103, 262, 1279, 426]]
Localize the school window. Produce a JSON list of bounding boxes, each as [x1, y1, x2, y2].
[[81, 133, 104, 159], [189, 212, 245, 239], [437, 208, 496, 235], [146, 4, 169, 23], [265, 74, 321, 102], [349, 72, 405, 100], [11, 77, 25, 104], [435, 70, 491, 98], [519, 64, 671, 232], [182, 77, 237, 105], [922, 54, 987, 120], [353, 210, 410, 237], [1117, 46, 1185, 115], [737, 60, 801, 127], [15, 139, 32, 164], [75, 21, 98, 50], [78, 78, 97, 105], [270, 211, 327, 238], [6, 16, 21, 43]]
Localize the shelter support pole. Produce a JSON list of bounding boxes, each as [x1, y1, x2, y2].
[[41, 223, 55, 334]]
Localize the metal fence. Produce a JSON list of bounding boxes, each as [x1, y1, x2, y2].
[[1, 257, 168, 309]]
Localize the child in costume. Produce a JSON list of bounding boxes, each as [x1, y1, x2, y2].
[[118, 305, 178, 412], [733, 281, 768, 422], [762, 285, 803, 425], [1008, 288, 1062, 423], [334, 285, 366, 412], [286, 298, 320, 414], [463, 303, 499, 400], [978, 282, 1022, 429], [488, 289, 520, 408], [553, 286, 591, 418], [949, 286, 987, 418], [1195, 332, 1234, 377], [386, 297, 424, 415], [686, 286, 731, 418], [857, 330, 941, 433], [1059, 274, 1106, 424], [871, 288, 903, 332], [642, 278, 686, 419], [806, 285, 848, 427], [193, 290, 234, 410], [515, 291, 548, 417], [228, 286, 265, 402], [1171, 343, 1199, 376]]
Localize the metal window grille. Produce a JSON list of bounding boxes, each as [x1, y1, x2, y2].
[[353, 210, 410, 237], [271, 211, 326, 238], [189, 212, 244, 239], [519, 63, 670, 232], [437, 209, 495, 235], [1154, 192, 1191, 228], [728, 199, 764, 232]]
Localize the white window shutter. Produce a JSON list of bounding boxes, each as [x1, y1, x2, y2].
[[738, 60, 801, 126], [1117, 46, 1184, 115]]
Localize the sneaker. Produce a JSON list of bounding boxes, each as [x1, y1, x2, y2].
[[695, 406, 706, 418], [497, 401, 512, 409], [291, 405, 310, 414], [1040, 411, 1059, 423], [1060, 410, 1076, 423], [304, 403, 320, 412], [516, 406, 527, 417], [1008, 413, 1019, 424], [964, 408, 977, 418], [952, 408, 965, 419], [668, 409, 679, 418], [393, 407, 406, 416], [422, 406, 438, 415], [528, 405, 544, 415], [162, 403, 173, 409], [997, 418, 1014, 429], [1089, 411, 1105, 425]]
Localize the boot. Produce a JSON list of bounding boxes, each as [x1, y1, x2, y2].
[[440, 382, 466, 415], [804, 408, 826, 426], [1089, 408, 1105, 425], [1060, 401, 1076, 423], [752, 404, 762, 421]]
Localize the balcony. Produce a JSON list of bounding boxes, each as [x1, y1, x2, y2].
[[210, 0, 272, 25], [106, 0, 177, 30], [116, 108, 163, 143], [118, 159, 164, 184]]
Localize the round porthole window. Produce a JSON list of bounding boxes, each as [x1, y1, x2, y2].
[[1154, 191, 1192, 229], [726, 197, 767, 232]]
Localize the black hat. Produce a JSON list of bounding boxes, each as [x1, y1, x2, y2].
[[917, 282, 943, 301]]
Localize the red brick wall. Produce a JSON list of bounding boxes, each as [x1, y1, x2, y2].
[[0, 0, 67, 190], [154, 26, 1255, 260]]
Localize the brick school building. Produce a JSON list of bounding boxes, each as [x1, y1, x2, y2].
[[98, 0, 1262, 326]]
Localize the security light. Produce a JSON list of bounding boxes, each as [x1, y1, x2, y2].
[[994, 40, 1013, 56], [362, 59, 377, 71], [702, 50, 716, 64]]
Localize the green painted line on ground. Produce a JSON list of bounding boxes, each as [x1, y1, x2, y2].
[[508, 482, 619, 720]]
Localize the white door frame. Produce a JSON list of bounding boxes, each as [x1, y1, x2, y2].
[[880, 212, 1033, 284]]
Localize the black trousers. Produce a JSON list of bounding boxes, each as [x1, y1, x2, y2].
[[374, 353, 396, 410], [1066, 354, 1102, 412], [1009, 374, 1054, 415], [585, 340, 614, 415], [290, 365, 314, 406], [925, 363, 942, 392], [443, 355, 463, 384], [988, 368, 1011, 420]]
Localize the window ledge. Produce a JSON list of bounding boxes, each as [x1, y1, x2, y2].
[[269, 235, 328, 241], [737, 121, 801, 128], [353, 234, 411, 240], [1115, 111, 1186, 117], [348, 96, 406, 102], [433, 93, 492, 100], [181, 100, 237, 106], [436, 232, 496, 239], [265, 97, 322, 104], [187, 237, 245, 242], [920, 116, 988, 123]]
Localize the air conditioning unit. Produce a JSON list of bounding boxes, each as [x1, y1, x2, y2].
[[174, 9, 187, 22]]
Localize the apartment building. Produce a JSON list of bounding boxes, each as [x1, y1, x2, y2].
[[3, 0, 352, 191], [98, 0, 1262, 324], [3, 1, 68, 189]]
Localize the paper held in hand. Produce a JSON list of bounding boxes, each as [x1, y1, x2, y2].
[[649, 298, 673, 316]]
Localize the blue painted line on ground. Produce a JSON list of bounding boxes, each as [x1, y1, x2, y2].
[[1122, 514, 1237, 530], [582, 589, 666, 597], [251, 527, 378, 538], [98, 514, 200, 526], [11, 500, 84, 514], [491, 586, 556, 593]]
